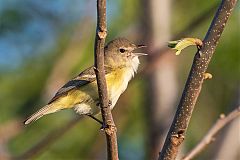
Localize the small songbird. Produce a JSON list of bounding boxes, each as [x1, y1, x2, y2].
[[24, 38, 146, 125]]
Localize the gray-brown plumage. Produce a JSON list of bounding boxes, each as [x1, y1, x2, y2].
[[24, 38, 146, 125]]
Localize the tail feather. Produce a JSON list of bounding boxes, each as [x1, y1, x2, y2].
[[24, 105, 54, 125]]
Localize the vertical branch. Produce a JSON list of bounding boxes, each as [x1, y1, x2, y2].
[[159, 0, 238, 160], [94, 0, 118, 160]]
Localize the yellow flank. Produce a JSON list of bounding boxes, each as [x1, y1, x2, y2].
[[52, 82, 98, 109], [50, 67, 129, 113], [106, 67, 132, 108], [106, 68, 126, 93]]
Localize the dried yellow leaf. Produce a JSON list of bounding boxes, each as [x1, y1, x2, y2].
[[168, 38, 203, 55], [203, 73, 213, 80]]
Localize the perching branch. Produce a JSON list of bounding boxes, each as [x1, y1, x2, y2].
[[182, 106, 240, 160], [159, 0, 238, 160], [94, 0, 119, 160]]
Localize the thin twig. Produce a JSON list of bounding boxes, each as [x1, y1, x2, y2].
[[159, 0, 238, 160], [94, 0, 119, 160], [182, 106, 240, 160]]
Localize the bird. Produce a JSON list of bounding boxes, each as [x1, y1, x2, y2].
[[24, 38, 146, 125]]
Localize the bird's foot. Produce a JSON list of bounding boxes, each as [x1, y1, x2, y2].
[[100, 120, 117, 135]]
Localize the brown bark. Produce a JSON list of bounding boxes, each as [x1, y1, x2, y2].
[[94, 0, 118, 160], [159, 0, 238, 159]]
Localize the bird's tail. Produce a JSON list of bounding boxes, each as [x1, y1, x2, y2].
[[24, 104, 57, 125]]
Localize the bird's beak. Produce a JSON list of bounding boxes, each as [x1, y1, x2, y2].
[[137, 44, 147, 49], [133, 44, 147, 56]]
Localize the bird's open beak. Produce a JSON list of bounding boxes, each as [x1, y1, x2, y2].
[[133, 52, 148, 56], [133, 44, 147, 56], [137, 44, 147, 49]]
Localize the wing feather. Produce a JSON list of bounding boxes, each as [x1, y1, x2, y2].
[[48, 66, 96, 103], [48, 66, 112, 104]]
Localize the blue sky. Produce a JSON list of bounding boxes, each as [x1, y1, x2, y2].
[[0, 0, 91, 69]]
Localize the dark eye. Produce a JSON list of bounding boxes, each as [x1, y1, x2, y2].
[[119, 48, 126, 53]]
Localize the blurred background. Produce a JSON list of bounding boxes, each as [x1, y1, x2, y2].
[[0, 0, 239, 159]]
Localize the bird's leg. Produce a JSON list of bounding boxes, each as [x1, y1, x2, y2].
[[87, 115, 103, 125], [92, 100, 116, 132], [87, 115, 109, 130]]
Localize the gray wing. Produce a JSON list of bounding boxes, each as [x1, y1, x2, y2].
[[48, 66, 96, 104]]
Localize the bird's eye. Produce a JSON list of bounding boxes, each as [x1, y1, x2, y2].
[[119, 48, 126, 53]]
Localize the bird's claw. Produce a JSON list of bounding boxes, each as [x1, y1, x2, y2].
[[100, 120, 117, 135]]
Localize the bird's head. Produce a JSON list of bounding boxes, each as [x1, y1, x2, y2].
[[104, 38, 146, 71]]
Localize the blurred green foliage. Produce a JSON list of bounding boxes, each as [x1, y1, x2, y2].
[[0, 0, 239, 160]]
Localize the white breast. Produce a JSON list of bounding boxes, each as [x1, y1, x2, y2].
[[74, 57, 140, 115], [110, 57, 140, 109], [74, 103, 92, 115]]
